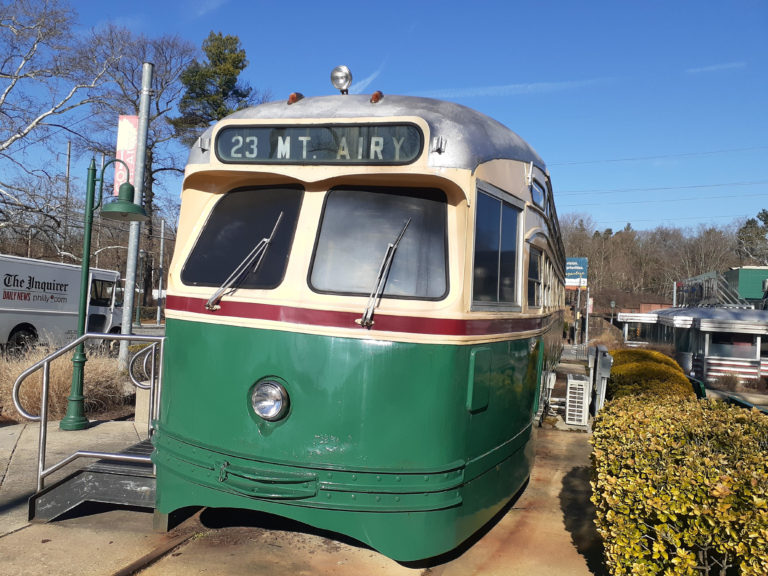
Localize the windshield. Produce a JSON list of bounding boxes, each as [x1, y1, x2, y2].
[[181, 187, 302, 289], [310, 187, 447, 299]]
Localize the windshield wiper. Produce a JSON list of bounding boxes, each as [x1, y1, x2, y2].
[[205, 212, 284, 311], [356, 218, 411, 328]]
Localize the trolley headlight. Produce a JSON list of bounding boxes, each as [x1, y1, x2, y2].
[[250, 380, 289, 421], [330, 65, 352, 94]]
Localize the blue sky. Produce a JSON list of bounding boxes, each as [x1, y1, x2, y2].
[[71, 0, 767, 232]]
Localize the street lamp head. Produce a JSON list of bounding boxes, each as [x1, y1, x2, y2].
[[101, 182, 149, 222]]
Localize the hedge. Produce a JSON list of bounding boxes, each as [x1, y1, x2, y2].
[[607, 361, 695, 400], [611, 348, 683, 373], [592, 396, 768, 575]]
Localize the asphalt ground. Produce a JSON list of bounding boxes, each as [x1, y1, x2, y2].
[[0, 419, 604, 576]]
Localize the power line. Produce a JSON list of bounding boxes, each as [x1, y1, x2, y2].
[[590, 213, 752, 226], [557, 180, 768, 197], [559, 191, 768, 209], [64, 218, 177, 241], [549, 145, 768, 167]]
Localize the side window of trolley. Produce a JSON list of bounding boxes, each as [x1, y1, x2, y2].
[[472, 184, 523, 307], [181, 186, 303, 289], [531, 180, 546, 209], [527, 246, 542, 309], [310, 187, 448, 300], [544, 259, 554, 309]]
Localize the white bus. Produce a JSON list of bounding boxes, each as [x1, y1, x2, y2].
[[0, 254, 123, 352]]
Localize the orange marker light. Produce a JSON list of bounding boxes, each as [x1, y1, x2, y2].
[[287, 92, 304, 105]]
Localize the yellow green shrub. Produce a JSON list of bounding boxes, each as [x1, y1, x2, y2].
[[610, 348, 683, 372], [607, 361, 695, 400], [592, 396, 768, 575]]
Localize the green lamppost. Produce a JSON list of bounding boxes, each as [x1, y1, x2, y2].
[[60, 158, 148, 431]]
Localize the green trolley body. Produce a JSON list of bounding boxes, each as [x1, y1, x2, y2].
[[155, 87, 565, 561]]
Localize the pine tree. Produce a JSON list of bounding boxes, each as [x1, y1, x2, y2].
[[170, 32, 267, 146], [737, 210, 768, 265]]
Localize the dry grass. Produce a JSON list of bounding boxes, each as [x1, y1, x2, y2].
[[710, 374, 768, 394], [0, 347, 131, 423], [589, 332, 624, 349], [743, 377, 768, 393]]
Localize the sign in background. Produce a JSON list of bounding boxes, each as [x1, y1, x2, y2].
[[566, 257, 588, 289], [114, 115, 138, 196]]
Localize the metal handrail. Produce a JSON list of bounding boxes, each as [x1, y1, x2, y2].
[[129, 344, 157, 390], [128, 342, 164, 438], [11, 332, 165, 492]]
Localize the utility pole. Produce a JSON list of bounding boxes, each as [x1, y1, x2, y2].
[[62, 141, 71, 262], [118, 62, 154, 371], [95, 155, 104, 268], [575, 273, 582, 344], [585, 287, 590, 344], [156, 219, 165, 325]]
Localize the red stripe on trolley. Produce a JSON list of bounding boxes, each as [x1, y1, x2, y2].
[[166, 295, 543, 337]]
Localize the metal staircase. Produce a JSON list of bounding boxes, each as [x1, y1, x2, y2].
[[12, 333, 164, 524], [676, 272, 752, 308], [29, 440, 155, 522]]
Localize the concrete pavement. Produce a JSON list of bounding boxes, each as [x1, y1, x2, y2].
[[0, 417, 604, 575], [1, 419, 145, 537]]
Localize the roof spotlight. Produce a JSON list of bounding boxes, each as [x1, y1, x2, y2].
[[331, 65, 352, 95]]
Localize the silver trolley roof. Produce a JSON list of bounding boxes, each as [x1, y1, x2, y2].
[[188, 94, 546, 173]]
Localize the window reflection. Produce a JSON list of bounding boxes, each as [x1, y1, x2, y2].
[[310, 187, 447, 299], [181, 187, 303, 289], [473, 191, 520, 304]]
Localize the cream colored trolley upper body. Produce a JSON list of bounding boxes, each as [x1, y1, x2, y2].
[[167, 94, 565, 346]]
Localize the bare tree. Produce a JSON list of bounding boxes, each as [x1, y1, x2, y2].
[[676, 225, 738, 280], [736, 210, 768, 265], [0, 174, 67, 257], [641, 226, 686, 297], [82, 26, 196, 229], [77, 26, 194, 305], [560, 210, 742, 309], [0, 0, 116, 164], [0, 0, 121, 258]]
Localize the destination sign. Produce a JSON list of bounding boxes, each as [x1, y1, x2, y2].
[[215, 124, 423, 165]]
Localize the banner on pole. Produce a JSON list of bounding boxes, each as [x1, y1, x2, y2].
[[114, 115, 139, 196], [566, 257, 588, 289]]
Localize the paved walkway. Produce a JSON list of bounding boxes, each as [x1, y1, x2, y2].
[[0, 419, 604, 575], [0, 419, 145, 536]]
